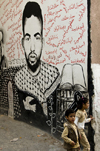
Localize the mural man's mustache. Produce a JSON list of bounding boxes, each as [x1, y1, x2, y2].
[[28, 51, 37, 62]]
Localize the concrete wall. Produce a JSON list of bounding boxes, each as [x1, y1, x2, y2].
[[91, 0, 100, 64], [91, 0, 100, 151]]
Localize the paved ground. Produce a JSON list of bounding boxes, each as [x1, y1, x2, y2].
[[0, 115, 66, 151]]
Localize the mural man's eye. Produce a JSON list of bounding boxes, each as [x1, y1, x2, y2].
[[36, 36, 41, 40], [25, 36, 30, 41]]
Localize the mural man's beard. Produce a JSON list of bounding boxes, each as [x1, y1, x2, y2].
[[25, 53, 41, 73]]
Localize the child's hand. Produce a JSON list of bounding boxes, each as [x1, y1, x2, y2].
[[71, 141, 76, 146], [90, 115, 94, 120]]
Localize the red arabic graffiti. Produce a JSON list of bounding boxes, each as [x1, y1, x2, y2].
[[1, 0, 23, 60], [71, 58, 85, 64], [0, 0, 87, 65], [41, 0, 46, 4], [47, 3, 59, 11], [42, 0, 87, 65], [0, 0, 5, 8], [43, 56, 66, 65]]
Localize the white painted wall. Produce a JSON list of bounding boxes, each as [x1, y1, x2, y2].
[[92, 64, 100, 151]]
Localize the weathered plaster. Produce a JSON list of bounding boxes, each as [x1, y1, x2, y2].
[[92, 64, 100, 151]]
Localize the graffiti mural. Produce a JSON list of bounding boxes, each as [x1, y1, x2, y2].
[[0, 0, 89, 134]]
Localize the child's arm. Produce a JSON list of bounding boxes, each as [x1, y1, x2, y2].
[[74, 116, 79, 126], [74, 117, 82, 139], [74, 110, 81, 126], [61, 126, 75, 146], [85, 115, 94, 123], [75, 116, 92, 124], [85, 118, 91, 123]]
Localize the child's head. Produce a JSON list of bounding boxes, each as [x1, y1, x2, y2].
[[65, 109, 75, 124], [77, 97, 89, 110]]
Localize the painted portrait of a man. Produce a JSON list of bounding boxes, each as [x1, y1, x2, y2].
[[15, 2, 60, 127]]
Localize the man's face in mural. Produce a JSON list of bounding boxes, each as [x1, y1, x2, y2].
[[22, 15, 43, 71]]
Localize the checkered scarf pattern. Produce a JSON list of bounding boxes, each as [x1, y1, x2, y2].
[[15, 61, 60, 103]]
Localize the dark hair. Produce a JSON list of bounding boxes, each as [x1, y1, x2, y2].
[[77, 97, 88, 109], [65, 109, 75, 117], [22, 1, 43, 35]]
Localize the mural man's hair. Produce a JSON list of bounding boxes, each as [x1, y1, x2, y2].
[[0, 30, 4, 43], [22, 1, 43, 35]]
